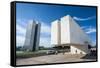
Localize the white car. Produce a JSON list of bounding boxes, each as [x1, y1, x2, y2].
[[46, 50, 55, 55]]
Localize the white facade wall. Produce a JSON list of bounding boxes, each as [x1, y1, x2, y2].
[[60, 15, 70, 44], [69, 15, 92, 45], [51, 20, 61, 45], [70, 45, 89, 54], [51, 15, 92, 54]]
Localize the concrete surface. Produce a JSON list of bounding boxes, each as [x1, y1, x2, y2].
[[16, 53, 96, 65]]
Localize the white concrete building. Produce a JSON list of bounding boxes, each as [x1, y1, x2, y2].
[[51, 15, 92, 54], [51, 20, 61, 46]]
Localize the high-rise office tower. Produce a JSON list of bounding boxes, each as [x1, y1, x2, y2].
[[23, 20, 41, 51]]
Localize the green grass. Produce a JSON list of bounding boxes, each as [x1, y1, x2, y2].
[[16, 50, 48, 58]]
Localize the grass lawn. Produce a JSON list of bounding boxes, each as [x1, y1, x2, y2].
[[16, 50, 48, 58]]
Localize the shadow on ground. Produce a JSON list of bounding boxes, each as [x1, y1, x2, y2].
[[81, 54, 97, 59]]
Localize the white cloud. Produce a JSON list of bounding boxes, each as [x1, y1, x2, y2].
[[16, 19, 27, 46], [81, 26, 96, 34], [39, 22, 51, 47], [16, 23, 26, 37], [17, 19, 27, 27], [81, 26, 96, 46], [16, 35, 25, 46], [41, 22, 51, 35], [81, 26, 88, 29], [86, 27, 96, 34], [73, 16, 95, 21], [39, 37, 52, 47], [92, 40, 96, 46]]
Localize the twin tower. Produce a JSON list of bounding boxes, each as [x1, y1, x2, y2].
[[23, 20, 41, 51]]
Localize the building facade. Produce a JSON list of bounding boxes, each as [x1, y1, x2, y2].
[[23, 20, 41, 51], [51, 15, 92, 54], [51, 20, 61, 46]]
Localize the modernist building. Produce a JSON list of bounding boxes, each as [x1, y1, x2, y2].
[[51, 15, 92, 54], [51, 20, 61, 46], [23, 20, 41, 51]]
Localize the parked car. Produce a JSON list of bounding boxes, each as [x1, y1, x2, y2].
[[46, 50, 56, 55]]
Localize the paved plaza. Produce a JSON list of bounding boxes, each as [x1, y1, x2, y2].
[[16, 53, 96, 65]]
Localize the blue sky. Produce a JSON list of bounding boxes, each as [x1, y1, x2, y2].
[[16, 3, 97, 47]]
